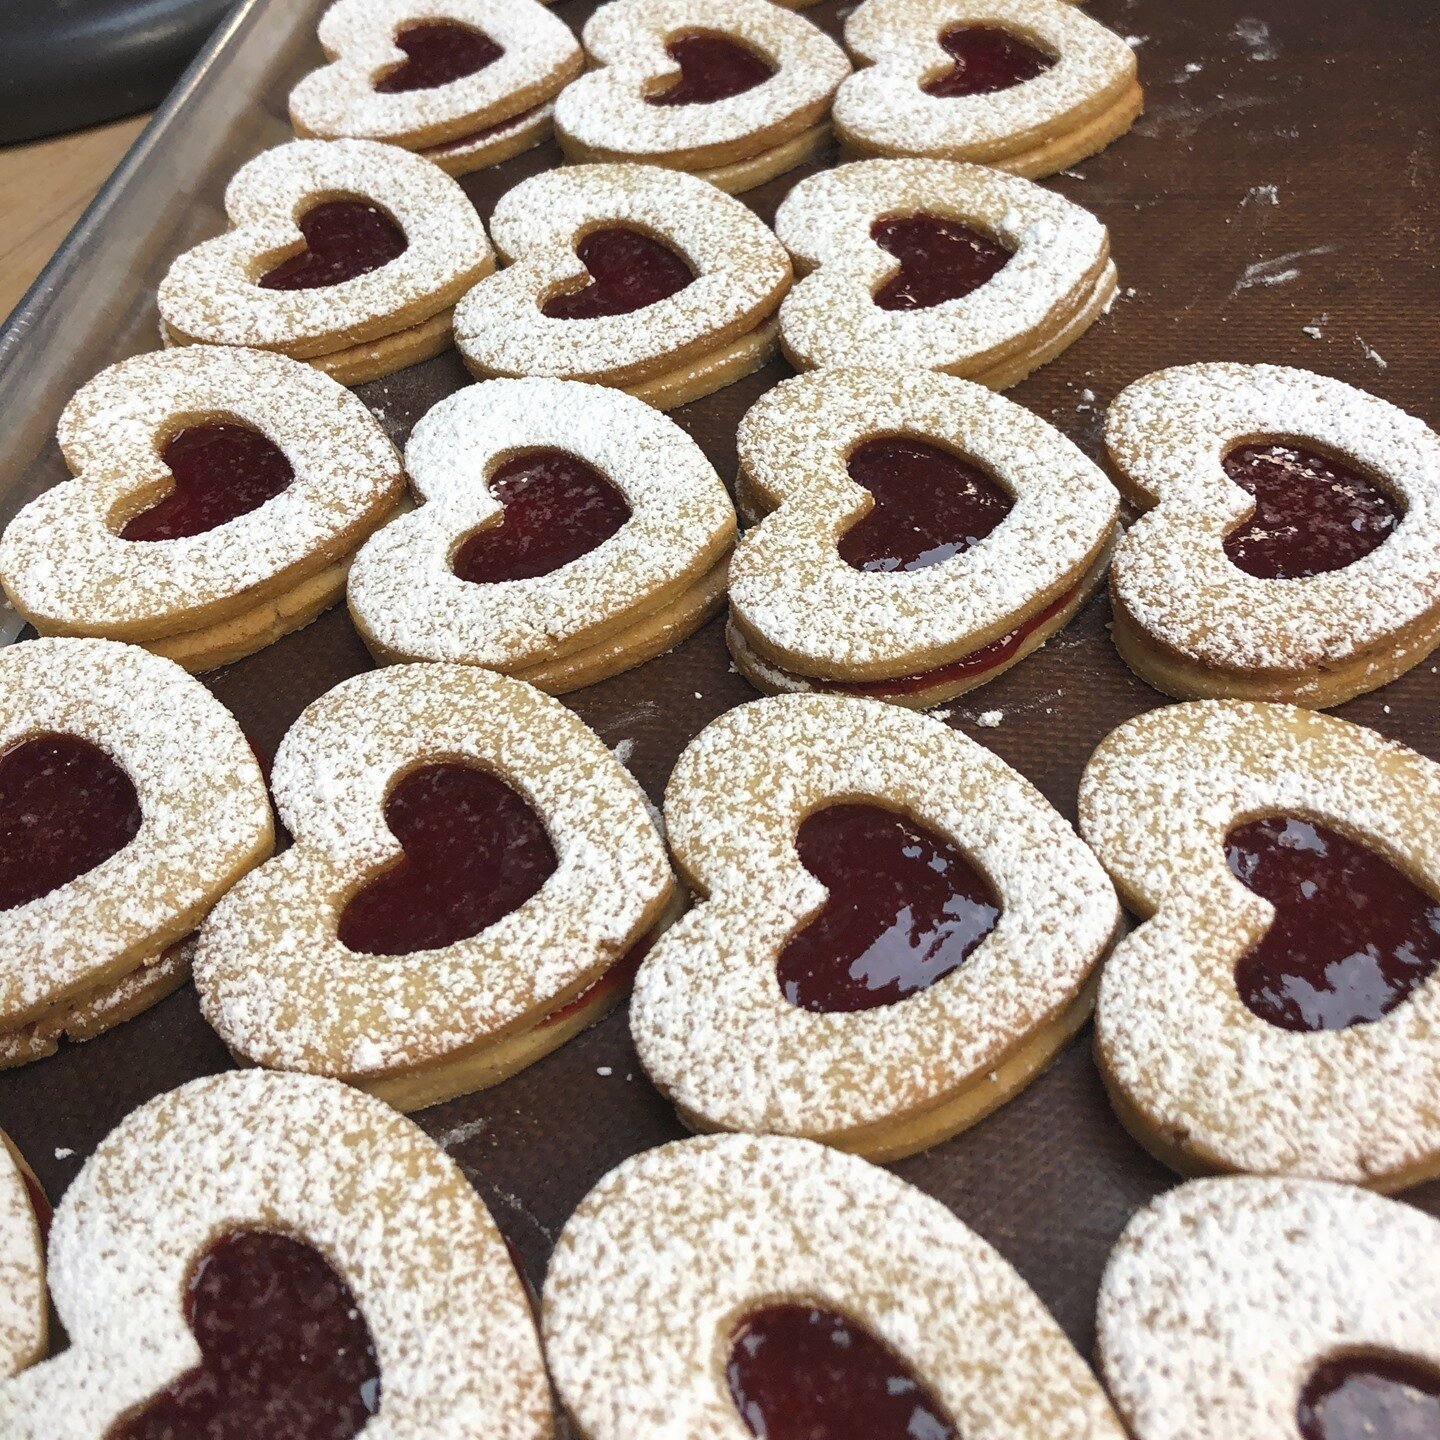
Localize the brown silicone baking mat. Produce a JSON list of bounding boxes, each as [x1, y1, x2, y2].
[[0, 0, 1437, 1365]]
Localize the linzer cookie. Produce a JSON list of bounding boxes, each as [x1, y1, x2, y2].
[[630, 694, 1120, 1160], [1079, 700, 1440, 1191], [1107, 363, 1440, 706], [834, 0, 1141, 178], [0, 1132, 44, 1380], [0, 347, 405, 673], [193, 664, 677, 1112], [545, 1133, 1125, 1439], [727, 368, 1117, 706], [0, 639, 273, 1068], [0, 1071, 553, 1437], [554, 0, 851, 194], [348, 378, 735, 688], [289, 0, 582, 175], [157, 138, 493, 384], [774, 158, 1115, 385], [453, 162, 791, 409], [1097, 1177, 1440, 1440]]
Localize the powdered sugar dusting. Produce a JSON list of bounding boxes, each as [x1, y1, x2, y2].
[[0, 1134, 44, 1379]]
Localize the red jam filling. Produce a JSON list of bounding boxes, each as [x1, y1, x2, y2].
[[839, 435, 1013, 572], [259, 200, 409, 291], [922, 23, 1055, 98], [452, 448, 632, 584], [120, 423, 294, 542], [727, 1304, 958, 1440], [871, 214, 1013, 311], [109, 1231, 380, 1440], [538, 928, 657, 1029], [0, 733, 141, 912], [541, 226, 695, 320], [777, 802, 1000, 1013], [19, 1170, 51, 1243], [1298, 1354, 1440, 1440], [373, 20, 503, 93], [338, 762, 557, 956], [647, 32, 776, 106], [1226, 816, 1440, 1032], [1222, 442, 1400, 580]]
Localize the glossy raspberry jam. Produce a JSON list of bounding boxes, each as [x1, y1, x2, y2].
[[647, 32, 776, 106], [0, 733, 142, 912], [1298, 1353, 1440, 1440], [923, 23, 1055, 98], [374, 20, 503, 93], [338, 762, 557, 956], [728, 1304, 958, 1440], [1226, 816, 1440, 1032], [541, 226, 695, 320], [453, 448, 632, 584], [871, 214, 1013, 311], [778, 802, 1000, 1012], [839, 435, 1013, 572], [110, 1230, 380, 1440], [259, 200, 409, 290], [120, 423, 294, 542]]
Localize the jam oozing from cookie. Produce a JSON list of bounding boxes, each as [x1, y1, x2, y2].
[[727, 1304, 958, 1440], [1222, 442, 1400, 580], [871, 214, 1013, 311], [1297, 1353, 1440, 1440], [538, 927, 657, 1029], [1226, 816, 1440, 1032], [373, 20, 503, 93], [922, 23, 1055, 98], [778, 803, 1000, 1012], [0, 734, 142, 912], [541, 227, 696, 320], [259, 200, 409, 290], [338, 762, 557, 956], [647, 32, 777, 106], [452, 448, 632, 584], [120, 423, 295, 542], [110, 1230, 381, 1440], [839, 436, 1013, 572]]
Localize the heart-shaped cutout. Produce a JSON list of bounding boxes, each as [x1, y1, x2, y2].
[[727, 1303, 958, 1440], [259, 199, 409, 291], [120, 422, 295, 543], [647, 32, 777, 107], [0, 733, 142, 912], [338, 761, 557, 956], [1298, 1353, 1440, 1440], [870, 213, 1013, 311], [839, 435, 1013, 572], [108, 1229, 380, 1440], [540, 226, 696, 320], [1227, 815, 1440, 1032], [453, 447, 633, 584], [1222, 441, 1401, 580], [373, 19, 504, 94], [777, 802, 1000, 1012], [922, 23, 1055, 99]]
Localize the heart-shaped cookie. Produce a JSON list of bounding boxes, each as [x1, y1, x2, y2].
[[1106, 363, 1440, 707], [193, 663, 677, 1112], [774, 157, 1115, 384], [0, 1070, 552, 1438], [727, 367, 1118, 706], [1097, 1177, 1440, 1440], [0, 347, 404, 671], [0, 1132, 45, 1382], [544, 1133, 1125, 1439], [453, 162, 791, 409], [1079, 699, 1440, 1190], [835, 0, 1141, 177], [629, 693, 1120, 1160], [349, 377, 735, 687], [554, 0, 851, 193]]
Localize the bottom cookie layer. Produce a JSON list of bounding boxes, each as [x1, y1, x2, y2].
[[419, 102, 556, 176], [625, 317, 781, 411]]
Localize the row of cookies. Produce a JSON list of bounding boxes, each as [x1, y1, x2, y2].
[[0, 1075, 1435, 1437]]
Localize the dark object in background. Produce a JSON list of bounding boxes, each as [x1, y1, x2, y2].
[[0, 0, 233, 145]]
